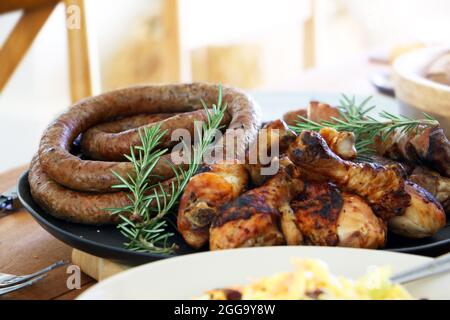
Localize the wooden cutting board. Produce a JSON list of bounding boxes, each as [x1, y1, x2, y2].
[[71, 249, 132, 281]]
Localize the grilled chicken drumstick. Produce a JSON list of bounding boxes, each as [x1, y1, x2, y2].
[[288, 182, 386, 249], [177, 163, 249, 249], [389, 181, 446, 238], [210, 158, 304, 250], [288, 130, 410, 220]]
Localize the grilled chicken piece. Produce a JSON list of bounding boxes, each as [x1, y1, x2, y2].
[[283, 102, 342, 127], [409, 166, 450, 213], [374, 125, 450, 178], [246, 120, 297, 186], [308, 101, 342, 123], [338, 193, 387, 248], [177, 163, 249, 249], [319, 127, 357, 160], [288, 130, 410, 220], [283, 108, 307, 126], [210, 158, 304, 250], [389, 181, 446, 238], [289, 182, 386, 248]]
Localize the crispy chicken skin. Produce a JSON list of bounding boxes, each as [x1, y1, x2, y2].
[[283, 108, 307, 126], [389, 181, 446, 238], [282, 102, 341, 127], [307, 101, 342, 123], [177, 163, 249, 249], [290, 182, 343, 246], [374, 126, 450, 178], [319, 127, 357, 160], [289, 182, 386, 248], [337, 193, 387, 248], [409, 166, 450, 213], [210, 159, 304, 250], [288, 130, 410, 220], [246, 120, 297, 186]]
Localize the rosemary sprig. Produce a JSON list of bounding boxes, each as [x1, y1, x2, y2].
[[108, 85, 227, 253], [291, 95, 439, 157]]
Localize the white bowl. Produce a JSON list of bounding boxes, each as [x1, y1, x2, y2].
[[392, 46, 450, 134]]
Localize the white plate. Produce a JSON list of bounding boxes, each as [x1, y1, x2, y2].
[[78, 246, 450, 300]]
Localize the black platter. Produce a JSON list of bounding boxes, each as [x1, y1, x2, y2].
[[18, 172, 450, 264]]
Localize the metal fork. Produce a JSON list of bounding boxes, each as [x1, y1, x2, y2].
[[391, 252, 450, 284], [0, 260, 67, 289], [0, 274, 48, 296]]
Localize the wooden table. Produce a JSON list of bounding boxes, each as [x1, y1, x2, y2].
[[0, 166, 95, 300]]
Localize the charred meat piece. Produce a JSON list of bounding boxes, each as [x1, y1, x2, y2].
[[177, 163, 249, 249], [288, 130, 410, 220], [289, 182, 386, 248], [283, 101, 342, 127], [283, 108, 307, 126], [308, 101, 342, 123], [290, 182, 343, 246], [409, 166, 450, 213], [210, 158, 304, 250], [389, 181, 446, 238], [374, 126, 450, 178]]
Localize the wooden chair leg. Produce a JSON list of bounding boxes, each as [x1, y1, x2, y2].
[[162, 0, 181, 82], [64, 0, 92, 103], [303, 0, 316, 69], [0, 3, 56, 92], [0, 0, 58, 14]]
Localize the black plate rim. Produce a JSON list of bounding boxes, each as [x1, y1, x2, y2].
[[18, 171, 450, 261], [18, 171, 186, 263]]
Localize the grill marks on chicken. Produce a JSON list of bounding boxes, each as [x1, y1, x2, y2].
[[375, 126, 450, 178], [210, 159, 304, 250], [177, 163, 249, 249], [290, 182, 343, 246], [288, 130, 410, 220], [289, 182, 386, 248]]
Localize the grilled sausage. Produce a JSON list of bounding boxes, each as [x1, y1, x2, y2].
[[84, 113, 177, 134], [81, 110, 230, 161], [38, 83, 261, 192], [28, 155, 177, 225]]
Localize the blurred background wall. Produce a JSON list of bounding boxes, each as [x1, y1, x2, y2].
[[1, 0, 450, 171]]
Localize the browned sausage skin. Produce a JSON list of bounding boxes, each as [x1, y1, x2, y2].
[[29, 155, 178, 225], [38, 83, 261, 192], [85, 113, 178, 134], [81, 110, 231, 161]]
